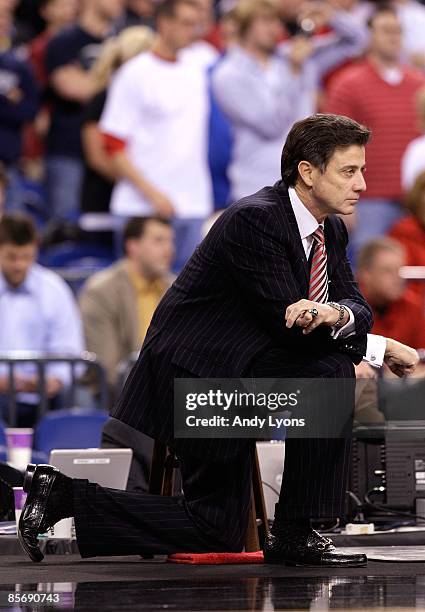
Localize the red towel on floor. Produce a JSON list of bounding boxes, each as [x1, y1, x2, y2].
[[167, 552, 264, 564]]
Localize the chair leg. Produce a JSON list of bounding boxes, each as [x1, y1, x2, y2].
[[162, 453, 177, 496], [245, 483, 260, 552], [149, 440, 167, 495], [252, 446, 269, 543], [245, 446, 269, 552], [151, 442, 268, 552]]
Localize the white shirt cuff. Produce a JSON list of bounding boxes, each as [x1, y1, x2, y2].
[[330, 306, 355, 339], [364, 334, 386, 368]]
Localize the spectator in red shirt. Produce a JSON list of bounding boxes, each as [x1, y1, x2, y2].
[[389, 170, 425, 304], [357, 237, 425, 350], [325, 4, 425, 261]]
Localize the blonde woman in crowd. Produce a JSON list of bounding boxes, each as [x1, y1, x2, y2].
[[80, 26, 155, 218]]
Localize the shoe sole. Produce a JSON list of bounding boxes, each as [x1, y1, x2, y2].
[[283, 560, 367, 567], [265, 558, 368, 567], [18, 464, 56, 563]]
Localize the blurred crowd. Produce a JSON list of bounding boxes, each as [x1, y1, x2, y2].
[[1, 0, 425, 427]]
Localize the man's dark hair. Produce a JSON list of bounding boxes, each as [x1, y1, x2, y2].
[[123, 216, 171, 252], [155, 0, 199, 21], [367, 3, 398, 28], [0, 213, 37, 246], [281, 114, 371, 187]]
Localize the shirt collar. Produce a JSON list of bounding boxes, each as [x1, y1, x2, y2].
[[0, 265, 37, 295], [126, 261, 166, 294], [288, 187, 322, 240]]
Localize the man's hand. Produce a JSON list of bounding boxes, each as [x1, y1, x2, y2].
[[288, 36, 313, 72], [384, 338, 419, 377], [145, 186, 175, 219], [285, 299, 342, 334]]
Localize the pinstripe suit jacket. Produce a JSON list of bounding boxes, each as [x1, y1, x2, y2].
[[112, 182, 373, 460]]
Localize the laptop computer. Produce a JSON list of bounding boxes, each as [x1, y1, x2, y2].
[[49, 448, 133, 491]]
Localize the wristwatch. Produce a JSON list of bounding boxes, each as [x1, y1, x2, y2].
[[327, 302, 347, 328]]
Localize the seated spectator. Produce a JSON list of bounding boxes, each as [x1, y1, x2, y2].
[[81, 26, 154, 219], [390, 170, 425, 302], [0, 213, 84, 426], [401, 87, 425, 193], [212, 0, 367, 201], [79, 216, 174, 394], [325, 4, 425, 259], [356, 237, 425, 350], [44, 0, 125, 221], [355, 233, 425, 415]]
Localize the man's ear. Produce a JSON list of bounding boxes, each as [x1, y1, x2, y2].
[[297, 161, 314, 187]]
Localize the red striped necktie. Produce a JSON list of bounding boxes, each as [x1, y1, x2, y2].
[[308, 226, 329, 303]]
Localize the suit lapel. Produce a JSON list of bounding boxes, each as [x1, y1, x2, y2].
[[324, 217, 338, 279], [272, 182, 310, 295]]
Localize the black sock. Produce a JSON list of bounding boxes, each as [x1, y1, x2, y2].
[[45, 473, 75, 525], [271, 518, 311, 534]]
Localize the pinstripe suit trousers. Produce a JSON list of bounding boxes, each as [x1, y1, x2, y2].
[[249, 347, 355, 521], [72, 348, 354, 558]]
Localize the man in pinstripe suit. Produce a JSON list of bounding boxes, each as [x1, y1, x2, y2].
[[19, 114, 419, 565]]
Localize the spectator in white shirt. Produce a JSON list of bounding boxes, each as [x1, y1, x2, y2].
[[101, 0, 213, 271], [0, 213, 84, 426]]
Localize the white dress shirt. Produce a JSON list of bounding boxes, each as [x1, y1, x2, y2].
[[288, 187, 386, 366]]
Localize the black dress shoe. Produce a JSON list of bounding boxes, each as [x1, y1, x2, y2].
[[18, 464, 61, 562], [263, 526, 367, 567]]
